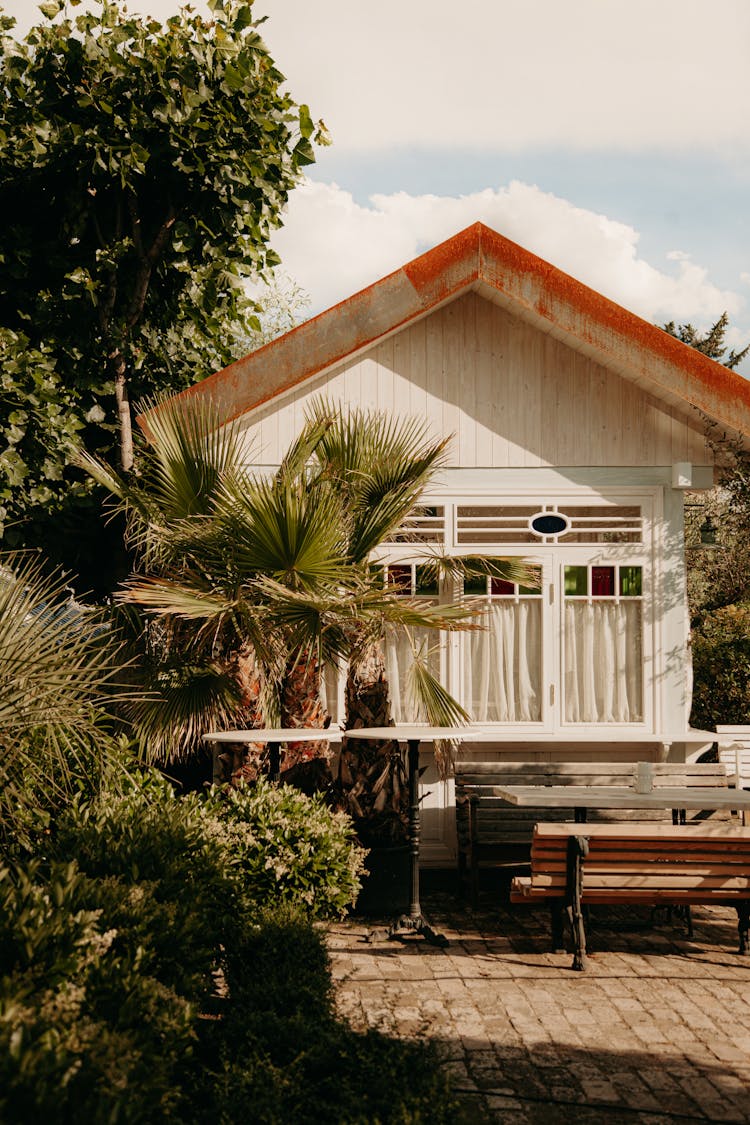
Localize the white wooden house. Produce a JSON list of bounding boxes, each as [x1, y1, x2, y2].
[[160, 223, 750, 862]]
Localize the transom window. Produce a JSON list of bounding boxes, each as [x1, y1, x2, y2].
[[455, 504, 642, 545]]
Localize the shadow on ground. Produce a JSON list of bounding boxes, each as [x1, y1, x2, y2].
[[331, 870, 750, 1124]]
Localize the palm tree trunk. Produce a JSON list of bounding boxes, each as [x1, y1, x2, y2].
[[340, 640, 406, 844], [217, 645, 265, 785], [279, 648, 331, 793]]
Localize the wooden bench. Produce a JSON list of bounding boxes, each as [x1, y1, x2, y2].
[[455, 760, 729, 907], [510, 822, 750, 970]]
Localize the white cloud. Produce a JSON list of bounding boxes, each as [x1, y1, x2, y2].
[[4, 0, 748, 152], [258, 0, 750, 153], [270, 179, 745, 334]]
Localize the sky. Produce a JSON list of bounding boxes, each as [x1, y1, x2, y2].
[[4, 0, 750, 366]]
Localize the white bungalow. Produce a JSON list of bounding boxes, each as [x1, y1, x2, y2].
[[163, 223, 750, 863]]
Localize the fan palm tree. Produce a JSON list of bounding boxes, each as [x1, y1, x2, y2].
[[292, 401, 532, 839], [79, 397, 482, 787]]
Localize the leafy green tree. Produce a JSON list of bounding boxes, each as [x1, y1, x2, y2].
[[0, 0, 323, 589], [667, 314, 750, 726]]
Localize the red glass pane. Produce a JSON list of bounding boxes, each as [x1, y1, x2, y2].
[[490, 578, 515, 596], [388, 564, 412, 594], [591, 566, 615, 597]]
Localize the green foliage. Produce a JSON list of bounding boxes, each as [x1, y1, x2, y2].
[[0, 860, 195, 1124], [0, 765, 458, 1123], [52, 770, 243, 997], [0, 0, 323, 585], [212, 778, 368, 919], [0, 554, 123, 852], [84, 396, 478, 762], [201, 903, 461, 1125], [0, 328, 89, 545], [690, 603, 750, 730]]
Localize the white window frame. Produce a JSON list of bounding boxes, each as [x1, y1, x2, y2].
[[373, 486, 660, 735]]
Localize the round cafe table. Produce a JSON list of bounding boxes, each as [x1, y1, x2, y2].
[[344, 725, 480, 947], [203, 726, 341, 783]]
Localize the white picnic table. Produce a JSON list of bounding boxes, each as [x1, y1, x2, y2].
[[491, 783, 750, 824]]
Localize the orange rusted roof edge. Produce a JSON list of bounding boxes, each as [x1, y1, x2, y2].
[[138, 222, 750, 440]]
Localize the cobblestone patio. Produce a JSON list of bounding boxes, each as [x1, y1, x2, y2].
[[327, 877, 750, 1123]]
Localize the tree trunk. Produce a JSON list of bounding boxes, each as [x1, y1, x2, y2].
[[112, 349, 134, 473], [340, 641, 406, 844], [219, 645, 265, 786], [279, 648, 331, 793]]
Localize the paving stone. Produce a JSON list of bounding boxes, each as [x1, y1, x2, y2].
[[328, 887, 750, 1123]]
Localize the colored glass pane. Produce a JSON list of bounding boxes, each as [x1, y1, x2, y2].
[[463, 574, 488, 596], [415, 565, 438, 595], [620, 566, 642, 597], [564, 566, 587, 596], [388, 564, 412, 594], [519, 566, 542, 595], [591, 566, 615, 597], [490, 578, 515, 596]]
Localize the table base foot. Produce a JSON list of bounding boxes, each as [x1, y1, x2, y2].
[[388, 912, 449, 947]]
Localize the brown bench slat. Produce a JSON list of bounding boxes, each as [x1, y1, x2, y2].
[[456, 761, 732, 906], [510, 821, 750, 968]]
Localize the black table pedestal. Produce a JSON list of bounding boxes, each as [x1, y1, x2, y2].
[[387, 738, 448, 948]]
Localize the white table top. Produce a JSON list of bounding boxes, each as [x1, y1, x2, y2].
[[344, 725, 478, 742], [492, 784, 750, 811], [459, 729, 715, 744], [342, 725, 714, 745], [203, 727, 342, 744]]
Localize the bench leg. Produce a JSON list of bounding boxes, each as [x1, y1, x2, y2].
[[737, 903, 750, 955], [566, 834, 590, 971], [457, 847, 467, 898], [469, 851, 479, 909], [550, 903, 565, 954]]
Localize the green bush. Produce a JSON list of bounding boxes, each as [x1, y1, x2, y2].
[[199, 903, 461, 1125], [210, 778, 368, 919], [52, 769, 243, 1002], [0, 861, 195, 1124], [6, 770, 457, 1122], [691, 603, 750, 729]]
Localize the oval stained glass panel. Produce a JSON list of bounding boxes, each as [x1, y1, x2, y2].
[[530, 513, 568, 536]]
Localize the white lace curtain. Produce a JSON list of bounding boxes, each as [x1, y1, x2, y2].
[[564, 601, 642, 722], [463, 601, 542, 722], [384, 626, 440, 723], [382, 598, 642, 726]]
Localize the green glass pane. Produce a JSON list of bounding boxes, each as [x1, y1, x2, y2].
[[564, 566, 588, 596], [415, 565, 439, 595], [519, 566, 542, 595], [463, 574, 488, 596], [619, 566, 642, 597]]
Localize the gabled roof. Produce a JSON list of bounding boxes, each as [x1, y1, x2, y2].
[[142, 222, 750, 441]]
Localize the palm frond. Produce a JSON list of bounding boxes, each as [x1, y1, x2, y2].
[[0, 555, 126, 847], [420, 553, 540, 590], [118, 575, 237, 622], [220, 476, 349, 590], [403, 633, 470, 779], [136, 393, 249, 520], [125, 660, 242, 764]]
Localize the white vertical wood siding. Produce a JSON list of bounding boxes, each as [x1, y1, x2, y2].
[[239, 291, 711, 468]]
